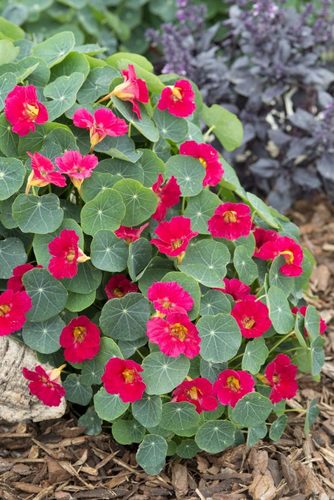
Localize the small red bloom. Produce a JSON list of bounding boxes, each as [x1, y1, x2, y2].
[[104, 274, 138, 300], [102, 357, 145, 403], [7, 264, 37, 292], [60, 316, 101, 363], [253, 227, 278, 258], [172, 377, 218, 413], [264, 354, 298, 403], [215, 278, 251, 301], [152, 174, 181, 221], [256, 236, 303, 277], [157, 79, 196, 118], [0, 289, 32, 336], [4, 85, 48, 136], [213, 369, 255, 408], [55, 150, 98, 190], [147, 281, 194, 314], [231, 296, 272, 338], [26, 152, 66, 192], [208, 202, 252, 240], [150, 216, 198, 257], [73, 108, 128, 148], [108, 64, 149, 119], [114, 222, 149, 243], [146, 312, 200, 358], [179, 141, 223, 187], [22, 365, 65, 407], [292, 306, 327, 336], [48, 229, 86, 279]]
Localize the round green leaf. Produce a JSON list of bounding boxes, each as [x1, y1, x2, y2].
[[200, 290, 231, 316], [80, 188, 125, 236], [176, 439, 200, 459], [128, 238, 152, 280], [269, 256, 295, 294], [233, 245, 258, 285], [22, 268, 68, 322], [81, 337, 123, 386], [62, 262, 102, 294], [112, 96, 159, 142], [180, 239, 230, 287], [94, 388, 129, 422], [160, 402, 200, 435], [231, 393, 273, 427], [12, 194, 64, 234], [165, 155, 205, 197], [112, 419, 145, 445], [184, 189, 220, 234], [199, 359, 227, 383], [81, 172, 119, 202], [22, 315, 65, 354], [78, 407, 102, 436], [0, 237, 26, 279], [269, 415, 288, 441], [139, 149, 165, 187], [63, 374, 92, 406], [305, 305, 321, 340], [142, 352, 190, 395], [99, 293, 151, 341], [138, 256, 174, 295], [0, 113, 18, 157], [0, 72, 16, 112], [195, 420, 236, 453], [0, 158, 25, 201], [267, 286, 294, 334], [94, 135, 142, 163], [44, 72, 85, 121], [66, 290, 96, 312], [32, 31, 76, 67], [153, 109, 188, 143], [197, 313, 241, 363], [247, 423, 267, 447], [132, 394, 162, 428], [77, 66, 120, 104], [136, 434, 167, 475], [311, 336, 325, 376], [98, 158, 144, 183], [112, 178, 158, 226], [202, 104, 243, 152], [91, 230, 128, 272], [242, 337, 269, 374]]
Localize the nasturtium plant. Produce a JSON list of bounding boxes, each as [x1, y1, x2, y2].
[[0, 26, 326, 476]]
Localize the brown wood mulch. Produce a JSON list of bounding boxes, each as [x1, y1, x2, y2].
[[0, 196, 333, 500]]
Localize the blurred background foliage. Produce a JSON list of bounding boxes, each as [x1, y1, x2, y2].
[[0, 0, 333, 211]]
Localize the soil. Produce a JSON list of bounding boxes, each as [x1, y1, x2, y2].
[[1, 197, 333, 500]]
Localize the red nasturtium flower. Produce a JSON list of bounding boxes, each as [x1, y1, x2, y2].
[[104, 274, 138, 300], [179, 141, 223, 187], [150, 216, 198, 258], [253, 227, 278, 257], [73, 108, 128, 149], [7, 264, 39, 292], [55, 150, 98, 190], [157, 79, 196, 118], [214, 369, 255, 407], [147, 281, 194, 315], [264, 354, 298, 403], [102, 357, 145, 403], [151, 174, 181, 221], [102, 64, 149, 119], [208, 202, 252, 240], [22, 365, 65, 407], [172, 377, 218, 413], [255, 235, 303, 277], [26, 152, 66, 193], [147, 312, 200, 358], [114, 222, 149, 243], [0, 289, 32, 336], [48, 229, 88, 279], [4, 85, 48, 136], [60, 316, 101, 363], [291, 306, 327, 336], [231, 296, 272, 338], [216, 278, 251, 302]]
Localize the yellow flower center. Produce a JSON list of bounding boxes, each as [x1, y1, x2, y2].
[[122, 368, 136, 384], [171, 238, 183, 250], [73, 326, 87, 343], [0, 304, 11, 316], [171, 86, 183, 101], [241, 316, 256, 329], [187, 386, 201, 400], [279, 250, 294, 264], [66, 248, 76, 262], [160, 298, 172, 309], [113, 287, 124, 298], [272, 374, 280, 384], [223, 210, 238, 223], [25, 103, 39, 120], [170, 323, 188, 341], [199, 157, 207, 169], [226, 376, 241, 392]]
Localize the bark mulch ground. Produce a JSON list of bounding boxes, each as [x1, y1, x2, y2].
[[1, 197, 333, 500]]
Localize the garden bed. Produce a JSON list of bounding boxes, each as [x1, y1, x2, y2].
[[1, 197, 333, 500]]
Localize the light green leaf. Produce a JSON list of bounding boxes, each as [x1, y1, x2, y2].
[[112, 178, 158, 226], [77, 66, 119, 104], [269, 415, 288, 441], [247, 193, 280, 229], [267, 286, 294, 334], [128, 238, 152, 281], [233, 245, 258, 285], [247, 424, 267, 446], [195, 420, 235, 453], [132, 394, 162, 428], [305, 306, 321, 340], [81, 172, 118, 203], [269, 256, 295, 294], [165, 155, 205, 197], [62, 262, 102, 294], [138, 149, 165, 187], [160, 402, 200, 436], [0, 237, 26, 278], [200, 290, 231, 316], [0, 72, 16, 112], [81, 337, 123, 386], [138, 256, 175, 295], [94, 388, 129, 422], [0, 113, 18, 156], [232, 393, 273, 427], [94, 135, 142, 163], [12, 194, 64, 234], [51, 52, 90, 81], [180, 239, 230, 287], [91, 230, 128, 272], [310, 336, 325, 376], [304, 399, 319, 434], [112, 419, 145, 445], [44, 72, 85, 120], [197, 313, 241, 363], [112, 96, 159, 142], [66, 290, 96, 312], [142, 352, 190, 395], [176, 439, 200, 459], [32, 31, 76, 67], [63, 374, 92, 406], [153, 109, 188, 143], [22, 315, 65, 354], [199, 359, 227, 383], [242, 338, 269, 374], [80, 188, 125, 236], [202, 104, 243, 151], [78, 407, 102, 436], [184, 189, 220, 234], [0, 40, 19, 65], [136, 434, 167, 475]]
